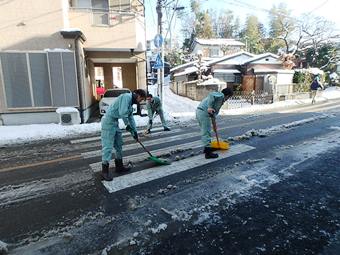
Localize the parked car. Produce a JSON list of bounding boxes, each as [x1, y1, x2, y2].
[[99, 88, 130, 116]]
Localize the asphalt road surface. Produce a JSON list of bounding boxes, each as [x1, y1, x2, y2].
[[0, 99, 340, 255]]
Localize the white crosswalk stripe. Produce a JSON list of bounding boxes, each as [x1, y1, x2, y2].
[[76, 128, 185, 149], [70, 126, 176, 144], [102, 144, 255, 193], [90, 140, 202, 172], [82, 131, 202, 159]]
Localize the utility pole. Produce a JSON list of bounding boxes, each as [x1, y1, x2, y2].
[[156, 0, 164, 103]]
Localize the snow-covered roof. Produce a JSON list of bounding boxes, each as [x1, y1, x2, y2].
[[170, 60, 198, 73], [253, 69, 294, 74], [60, 28, 83, 32], [243, 53, 280, 65], [195, 38, 245, 47], [294, 68, 324, 75], [213, 69, 241, 74], [205, 51, 256, 66], [173, 66, 198, 77]]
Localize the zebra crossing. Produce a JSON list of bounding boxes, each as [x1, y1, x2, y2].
[[69, 122, 256, 193]]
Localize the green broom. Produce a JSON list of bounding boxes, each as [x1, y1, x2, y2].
[[136, 139, 171, 165]]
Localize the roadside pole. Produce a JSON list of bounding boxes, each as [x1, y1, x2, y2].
[[156, 0, 164, 104]]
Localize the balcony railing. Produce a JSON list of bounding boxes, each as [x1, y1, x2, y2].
[[69, 6, 142, 26]]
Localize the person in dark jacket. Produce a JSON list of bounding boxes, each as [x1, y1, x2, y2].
[[310, 75, 323, 104]]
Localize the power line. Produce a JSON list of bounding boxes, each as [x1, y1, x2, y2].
[[306, 0, 329, 15]]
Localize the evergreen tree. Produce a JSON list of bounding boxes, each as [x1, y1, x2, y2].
[[267, 3, 295, 53], [241, 15, 265, 54]]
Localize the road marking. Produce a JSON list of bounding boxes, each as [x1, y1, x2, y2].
[[82, 131, 202, 158], [90, 140, 202, 172], [70, 126, 180, 144], [102, 144, 255, 193], [0, 155, 81, 173], [75, 127, 185, 150]]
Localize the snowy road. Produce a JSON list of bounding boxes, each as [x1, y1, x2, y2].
[[0, 100, 340, 254]]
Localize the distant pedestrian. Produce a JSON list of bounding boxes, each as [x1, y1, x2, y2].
[[310, 75, 323, 104], [196, 88, 233, 159], [101, 89, 146, 181], [144, 94, 170, 134]]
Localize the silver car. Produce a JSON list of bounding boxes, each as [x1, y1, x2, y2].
[[99, 88, 130, 116]]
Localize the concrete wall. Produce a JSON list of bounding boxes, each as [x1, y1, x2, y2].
[[171, 80, 224, 101], [0, 0, 67, 50], [0, 0, 145, 51]]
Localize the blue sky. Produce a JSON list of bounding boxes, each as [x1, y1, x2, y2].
[[145, 0, 340, 43]]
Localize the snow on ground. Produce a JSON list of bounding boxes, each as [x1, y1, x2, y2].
[[0, 86, 339, 146], [0, 240, 8, 254]]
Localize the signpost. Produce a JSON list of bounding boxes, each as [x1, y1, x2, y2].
[[153, 53, 163, 69], [154, 34, 163, 48], [153, 31, 164, 102]]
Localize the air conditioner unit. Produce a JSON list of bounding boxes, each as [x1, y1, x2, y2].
[[56, 107, 81, 125]]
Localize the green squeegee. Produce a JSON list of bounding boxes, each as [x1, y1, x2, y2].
[[137, 139, 171, 165]]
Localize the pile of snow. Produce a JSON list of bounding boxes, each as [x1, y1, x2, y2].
[[321, 86, 340, 99], [0, 115, 150, 146], [198, 78, 225, 85], [0, 240, 8, 255], [56, 107, 79, 114]]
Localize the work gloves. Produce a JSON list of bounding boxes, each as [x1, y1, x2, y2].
[[132, 131, 138, 141], [207, 108, 215, 118], [126, 125, 133, 133], [126, 125, 138, 141]]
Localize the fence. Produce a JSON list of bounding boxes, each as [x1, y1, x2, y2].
[[171, 81, 312, 110]]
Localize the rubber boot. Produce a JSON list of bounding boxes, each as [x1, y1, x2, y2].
[[115, 159, 131, 173], [101, 163, 113, 181], [164, 127, 171, 131], [204, 147, 219, 159]]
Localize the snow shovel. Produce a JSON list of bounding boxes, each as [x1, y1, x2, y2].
[[136, 139, 171, 165], [210, 117, 229, 150]]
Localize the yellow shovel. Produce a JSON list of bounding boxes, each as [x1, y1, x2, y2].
[[210, 117, 229, 150]]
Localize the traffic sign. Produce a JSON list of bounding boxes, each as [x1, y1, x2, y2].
[[153, 53, 163, 69], [154, 34, 163, 48]]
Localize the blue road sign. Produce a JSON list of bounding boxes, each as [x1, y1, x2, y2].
[[154, 34, 163, 48], [153, 53, 163, 69]]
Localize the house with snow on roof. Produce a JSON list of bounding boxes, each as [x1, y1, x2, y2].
[[170, 51, 295, 102], [191, 38, 245, 58]]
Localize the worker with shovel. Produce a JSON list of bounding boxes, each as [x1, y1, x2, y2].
[[101, 89, 147, 181], [196, 88, 233, 159], [144, 93, 171, 134]]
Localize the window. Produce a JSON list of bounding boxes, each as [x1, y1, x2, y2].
[[92, 12, 109, 25], [1, 53, 31, 108], [0, 51, 79, 109], [209, 48, 219, 57], [110, 0, 131, 12], [70, 0, 109, 10], [29, 53, 52, 107]]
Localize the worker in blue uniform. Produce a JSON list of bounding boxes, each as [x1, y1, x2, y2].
[[196, 88, 233, 159], [145, 93, 170, 134], [101, 89, 147, 181]]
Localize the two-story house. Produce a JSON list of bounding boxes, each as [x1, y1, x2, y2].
[[0, 0, 146, 125]]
